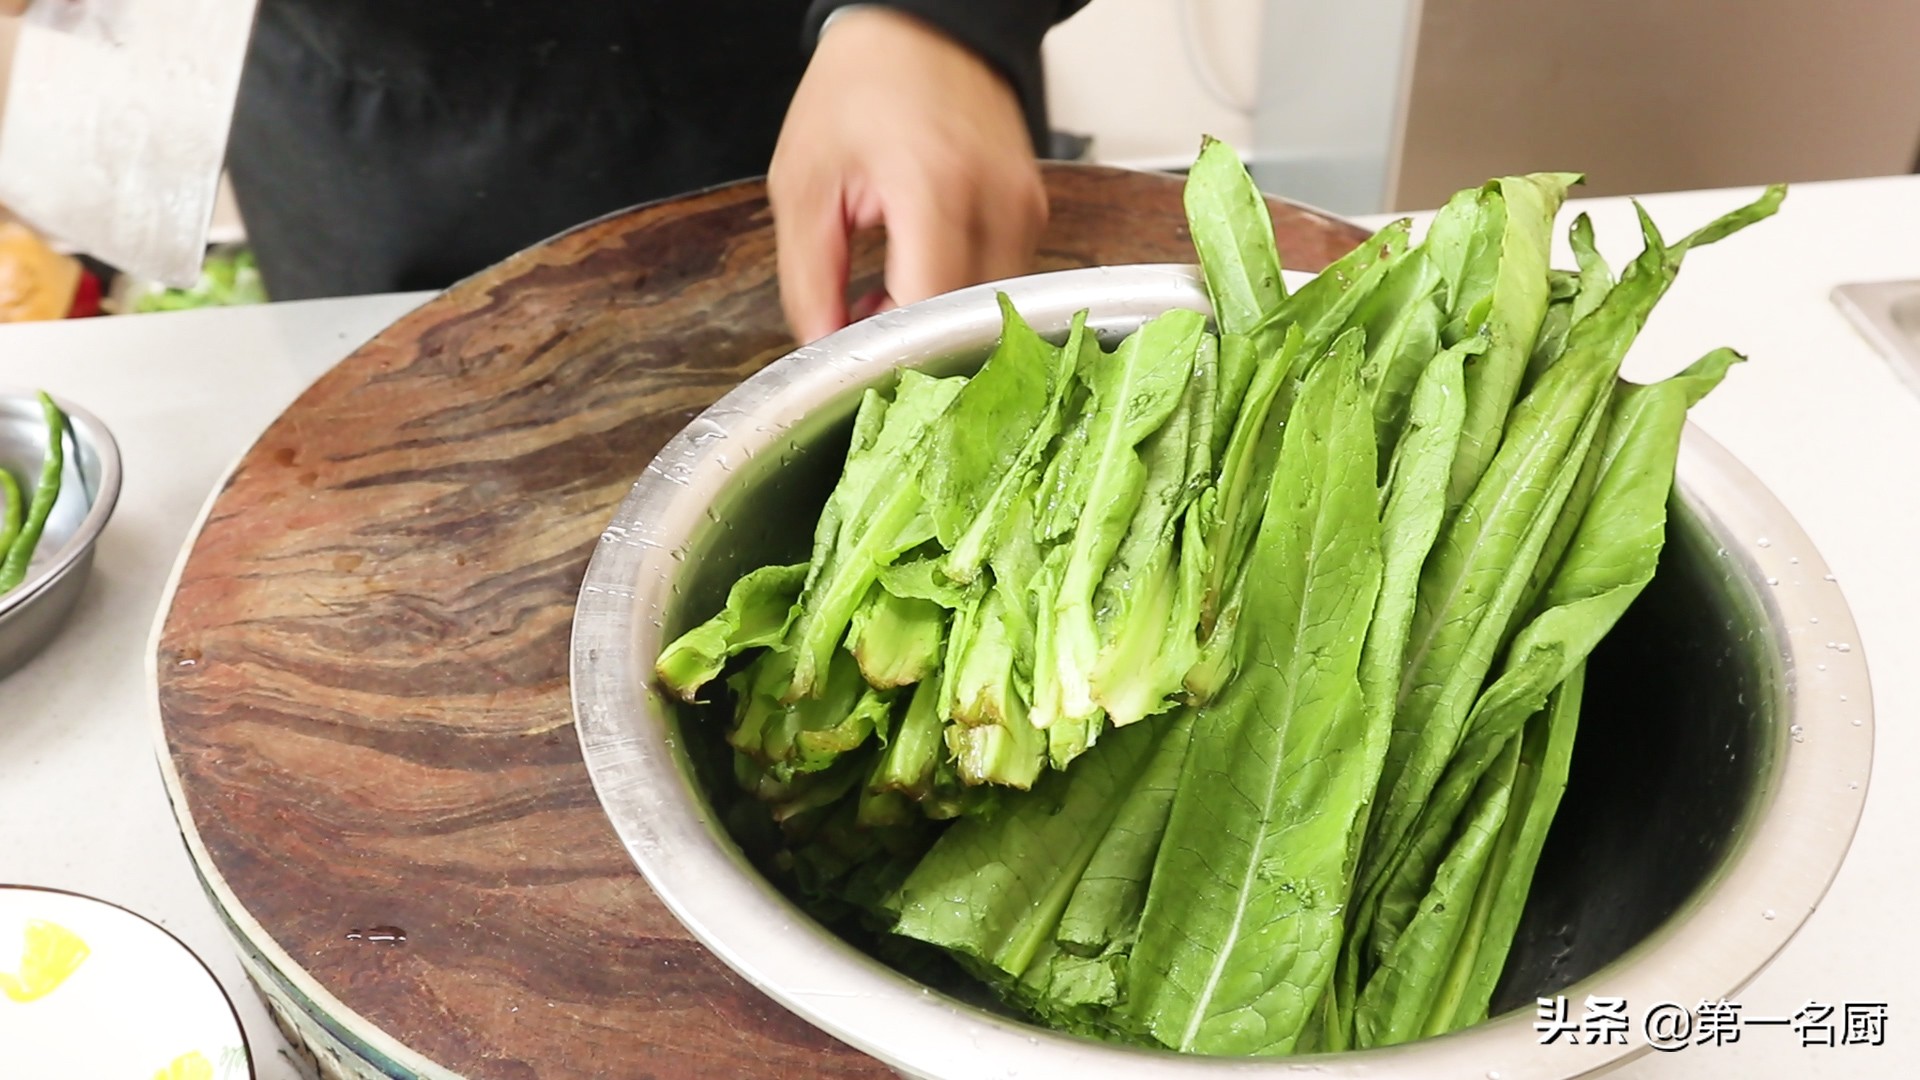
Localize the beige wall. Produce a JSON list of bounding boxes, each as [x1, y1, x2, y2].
[[1394, 0, 1920, 209], [0, 17, 17, 226], [0, 17, 17, 136], [1045, 0, 1264, 166]]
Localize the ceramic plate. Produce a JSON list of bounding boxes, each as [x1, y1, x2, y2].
[[0, 885, 251, 1078]]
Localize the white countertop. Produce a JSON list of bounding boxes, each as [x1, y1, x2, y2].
[[1, 176, 1915, 1078]]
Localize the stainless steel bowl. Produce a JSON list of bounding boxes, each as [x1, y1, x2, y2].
[[570, 266, 1873, 1080], [0, 390, 122, 678]]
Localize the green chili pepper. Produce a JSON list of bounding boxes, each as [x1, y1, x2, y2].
[[0, 392, 69, 595], [0, 468, 21, 565]]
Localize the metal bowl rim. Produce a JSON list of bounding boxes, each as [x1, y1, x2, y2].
[[569, 264, 1873, 1080], [0, 389, 124, 619]]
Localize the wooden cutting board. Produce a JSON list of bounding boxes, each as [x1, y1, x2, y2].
[[152, 164, 1372, 1080]]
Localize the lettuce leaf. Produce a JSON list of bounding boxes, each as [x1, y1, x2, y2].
[[1121, 328, 1382, 1054]]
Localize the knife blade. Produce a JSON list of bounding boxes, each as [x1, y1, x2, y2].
[[0, 0, 260, 287]]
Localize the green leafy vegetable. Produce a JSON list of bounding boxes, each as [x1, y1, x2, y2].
[[131, 247, 268, 313], [1087, 334, 1214, 728], [870, 677, 945, 799], [1122, 330, 1382, 1055], [654, 563, 805, 700], [1055, 708, 1195, 954], [847, 585, 947, 689], [1198, 220, 1409, 668], [1445, 174, 1581, 508], [934, 302, 1083, 582], [1030, 308, 1205, 754], [1185, 137, 1287, 352], [1354, 733, 1519, 1047], [784, 370, 963, 701], [1569, 213, 1614, 323], [649, 141, 1785, 1061], [889, 716, 1172, 979], [1443, 663, 1584, 1031]]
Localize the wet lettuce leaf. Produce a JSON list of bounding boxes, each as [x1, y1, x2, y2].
[[888, 716, 1173, 979], [936, 302, 1087, 583], [1088, 335, 1216, 728], [1443, 174, 1582, 508], [1030, 308, 1206, 752], [1185, 136, 1288, 351], [1444, 662, 1584, 1031], [654, 562, 806, 701], [1122, 329, 1382, 1055], [785, 370, 965, 701]]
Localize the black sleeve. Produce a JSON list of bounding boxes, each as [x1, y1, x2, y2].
[[803, 0, 1094, 156]]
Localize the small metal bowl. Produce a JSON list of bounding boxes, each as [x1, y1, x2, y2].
[[571, 266, 1874, 1080], [0, 390, 122, 679]]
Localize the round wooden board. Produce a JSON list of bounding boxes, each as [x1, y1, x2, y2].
[[153, 164, 1371, 1080]]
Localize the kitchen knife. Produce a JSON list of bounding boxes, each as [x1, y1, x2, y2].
[[0, 0, 260, 287]]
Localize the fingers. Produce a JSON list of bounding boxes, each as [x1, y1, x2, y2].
[[770, 166, 851, 345], [975, 171, 1050, 287], [881, 164, 1046, 314], [766, 2, 1047, 342], [775, 160, 1046, 344], [877, 173, 977, 310]]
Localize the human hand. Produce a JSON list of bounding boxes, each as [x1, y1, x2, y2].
[[769, 7, 1049, 344], [0, 0, 33, 17]]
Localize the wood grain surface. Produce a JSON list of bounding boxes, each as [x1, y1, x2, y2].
[[153, 164, 1371, 1079]]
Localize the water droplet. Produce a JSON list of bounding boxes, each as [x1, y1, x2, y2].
[[1488, 1072, 1503, 1080], [1817, 663, 1827, 671], [1826, 641, 1838, 650], [1849, 781, 1860, 790], [1837, 643, 1852, 653], [345, 926, 408, 944], [1840, 694, 1849, 702], [1757, 536, 1772, 548], [1851, 717, 1862, 726], [1810, 616, 1820, 624], [1767, 576, 1779, 586], [1790, 556, 1800, 564], [1762, 909, 1777, 920], [1823, 573, 1837, 582], [1790, 724, 1806, 742], [669, 550, 687, 562]]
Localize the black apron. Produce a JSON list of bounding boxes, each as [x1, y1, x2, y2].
[[227, 1, 813, 299]]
